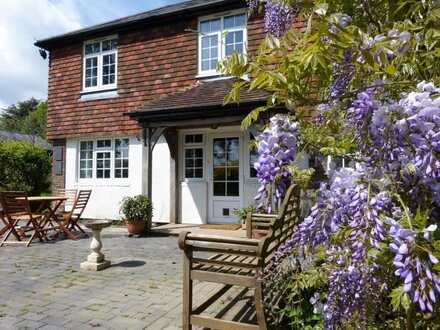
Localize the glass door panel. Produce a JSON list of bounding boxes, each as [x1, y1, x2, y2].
[[213, 137, 239, 197]]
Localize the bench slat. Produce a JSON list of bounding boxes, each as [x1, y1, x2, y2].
[[191, 270, 257, 287], [185, 240, 259, 253], [193, 257, 258, 271]]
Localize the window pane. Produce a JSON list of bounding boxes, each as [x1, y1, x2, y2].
[[194, 148, 203, 157], [202, 60, 210, 71], [227, 182, 239, 196], [85, 42, 100, 54], [227, 168, 239, 180], [224, 16, 235, 29], [211, 19, 221, 32], [114, 138, 129, 179], [200, 21, 211, 33], [102, 39, 118, 51], [185, 148, 203, 179], [214, 182, 226, 196], [201, 35, 218, 71], [225, 33, 234, 45], [200, 18, 221, 33], [213, 167, 225, 180], [97, 140, 111, 148], [224, 14, 246, 29]]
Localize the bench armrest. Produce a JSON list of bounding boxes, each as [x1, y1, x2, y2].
[[178, 231, 260, 255], [245, 212, 277, 238]]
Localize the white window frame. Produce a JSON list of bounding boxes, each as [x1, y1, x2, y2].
[[82, 35, 118, 92], [183, 133, 205, 181], [78, 138, 129, 181], [246, 132, 259, 180], [198, 10, 247, 77]]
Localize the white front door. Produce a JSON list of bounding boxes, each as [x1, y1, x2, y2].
[[208, 135, 242, 223]]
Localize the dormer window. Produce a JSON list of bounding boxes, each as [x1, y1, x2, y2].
[[83, 36, 118, 91], [198, 11, 246, 77]]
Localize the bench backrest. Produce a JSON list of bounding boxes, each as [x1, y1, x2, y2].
[[257, 183, 301, 268]]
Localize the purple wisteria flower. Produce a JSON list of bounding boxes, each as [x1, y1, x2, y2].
[[254, 114, 299, 212]]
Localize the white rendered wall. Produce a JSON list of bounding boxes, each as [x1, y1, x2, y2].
[[180, 181, 207, 224], [151, 136, 171, 222], [65, 136, 170, 222]]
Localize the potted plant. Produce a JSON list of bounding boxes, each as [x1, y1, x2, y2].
[[119, 195, 153, 236]]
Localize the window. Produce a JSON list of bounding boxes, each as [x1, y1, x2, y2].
[[327, 155, 355, 172], [249, 137, 259, 178], [79, 138, 129, 180], [184, 134, 204, 179], [213, 137, 239, 196], [198, 12, 246, 75], [83, 37, 118, 91], [115, 139, 129, 178]]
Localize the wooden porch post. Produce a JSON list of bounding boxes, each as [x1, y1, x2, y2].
[[164, 129, 179, 224], [142, 127, 166, 212]]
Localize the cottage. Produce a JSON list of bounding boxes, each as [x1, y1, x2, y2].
[[35, 0, 303, 224]]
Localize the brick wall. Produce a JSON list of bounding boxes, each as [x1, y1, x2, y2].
[[46, 13, 265, 141]]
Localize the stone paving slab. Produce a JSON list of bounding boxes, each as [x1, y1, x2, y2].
[[0, 225, 256, 329]]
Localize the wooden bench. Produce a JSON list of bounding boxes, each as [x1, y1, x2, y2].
[[178, 183, 301, 329]]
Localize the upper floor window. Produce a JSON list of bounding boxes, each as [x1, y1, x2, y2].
[[198, 12, 246, 76], [83, 37, 118, 91]]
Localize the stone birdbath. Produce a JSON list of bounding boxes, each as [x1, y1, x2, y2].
[[80, 220, 113, 271]]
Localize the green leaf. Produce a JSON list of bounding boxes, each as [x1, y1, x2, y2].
[[389, 286, 410, 311], [384, 64, 397, 75], [314, 2, 329, 16], [361, 50, 376, 69]]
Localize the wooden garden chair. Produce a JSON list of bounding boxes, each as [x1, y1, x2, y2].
[[56, 188, 78, 212], [0, 205, 9, 236], [0, 191, 45, 247], [58, 190, 91, 239]]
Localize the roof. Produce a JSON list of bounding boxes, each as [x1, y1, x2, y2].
[[135, 78, 270, 112], [127, 78, 274, 126], [35, 0, 245, 50], [0, 130, 53, 151]]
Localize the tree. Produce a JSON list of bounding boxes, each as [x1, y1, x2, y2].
[[222, 0, 440, 328], [0, 98, 47, 138]]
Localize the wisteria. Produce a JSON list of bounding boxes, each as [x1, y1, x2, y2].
[[348, 82, 440, 214], [386, 218, 440, 312], [248, 0, 296, 37], [239, 1, 440, 328], [256, 82, 440, 329], [254, 114, 298, 212]]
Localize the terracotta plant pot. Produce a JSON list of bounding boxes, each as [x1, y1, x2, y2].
[[125, 220, 146, 236]]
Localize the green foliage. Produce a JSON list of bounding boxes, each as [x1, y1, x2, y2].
[[0, 141, 51, 195], [219, 0, 440, 129], [0, 98, 47, 138], [119, 195, 153, 222], [232, 202, 259, 221]]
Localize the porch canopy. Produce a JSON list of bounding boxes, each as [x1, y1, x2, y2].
[[126, 78, 276, 223]]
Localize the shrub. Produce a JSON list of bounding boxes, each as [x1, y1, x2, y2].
[[0, 141, 51, 195], [119, 195, 153, 222]]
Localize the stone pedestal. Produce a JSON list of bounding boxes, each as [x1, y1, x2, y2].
[[81, 220, 113, 271]]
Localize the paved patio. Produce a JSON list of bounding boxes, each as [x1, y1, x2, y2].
[[0, 224, 257, 329]]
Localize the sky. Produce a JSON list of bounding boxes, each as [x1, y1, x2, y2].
[[0, 0, 185, 111]]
